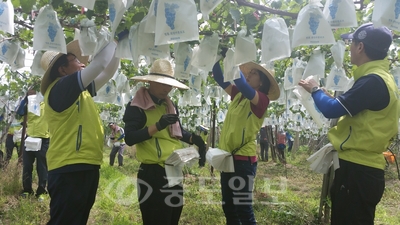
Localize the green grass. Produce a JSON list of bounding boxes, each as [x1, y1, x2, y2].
[[1, 146, 400, 224]]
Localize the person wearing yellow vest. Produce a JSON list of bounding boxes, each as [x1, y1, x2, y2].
[[4, 118, 22, 166], [299, 23, 398, 225], [123, 59, 205, 225], [40, 37, 120, 225], [212, 54, 280, 224], [18, 90, 49, 201], [108, 122, 125, 166]]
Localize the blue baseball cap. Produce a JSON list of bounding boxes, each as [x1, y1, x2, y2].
[[341, 23, 392, 53]]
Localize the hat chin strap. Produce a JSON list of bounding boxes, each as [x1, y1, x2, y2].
[[149, 72, 176, 80]]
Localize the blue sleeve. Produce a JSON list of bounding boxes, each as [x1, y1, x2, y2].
[[16, 98, 27, 116], [233, 71, 256, 100], [312, 90, 348, 118], [212, 61, 231, 89], [336, 74, 388, 116]]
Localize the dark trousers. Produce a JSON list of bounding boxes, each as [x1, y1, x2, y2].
[[138, 164, 183, 225], [221, 159, 257, 225], [287, 140, 293, 152], [330, 159, 385, 225], [277, 144, 286, 160], [5, 134, 21, 163], [47, 169, 99, 225], [109, 145, 125, 166], [22, 138, 49, 196], [198, 145, 206, 167], [260, 142, 269, 161]]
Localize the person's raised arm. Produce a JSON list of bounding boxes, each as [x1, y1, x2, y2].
[[80, 41, 117, 88], [212, 60, 233, 96], [94, 55, 120, 91], [234, 71, 259, 105]]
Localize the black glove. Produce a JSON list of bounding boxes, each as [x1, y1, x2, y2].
[[117, 29, 129, 41], [220, 47, 228, 58], [156, 114, 179, 131], [191, 133, 205, 148]]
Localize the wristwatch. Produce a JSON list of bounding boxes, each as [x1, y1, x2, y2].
[[311, 86, 320, 94]]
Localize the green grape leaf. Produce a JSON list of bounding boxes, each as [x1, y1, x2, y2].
[[244, 13, 259, 31], [229, 9, 240, 23], [130, 12, 145, 23], [20, 0, 35, 13], [11, 0, 20, 8]]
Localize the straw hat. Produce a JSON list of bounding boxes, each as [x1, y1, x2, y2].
[[40, 40, 89, 95], [131, 59, 189, 90], [239, 62, 280, 100]]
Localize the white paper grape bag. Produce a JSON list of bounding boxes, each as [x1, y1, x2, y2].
[[74, 28, 80, 40], [144, 0, 158, 33], [93, 80, 117, 103], [79, 19, 97, 56], [115, 37, 132, 59], [27, 95, 41, 116], [323, 0, 357, 28], [284, 58, 306, 90], [372, 0, 400, 31], [293, 80, 328, 128], [303, 50, 326, 80], [33, 5, 66, 54], [234, 27, 256, 66], [93, 26, 111, 57], [0, 40, 19, 65], [0, 0, 14, 35], [108, 0, 128, 37], [189, 75, 202, 89], [200, 0, 223, 21], [292, 3, 335, 48], [223, 48, 240, 82], [154, 0, 199, 45], [31, 51, 46, 76], [325, 66, 350, 91], [11, 47, 25, 71], [191, 33, 219, 72], [137, 19, 170, 59], [261, 18, 291, 63], [129, 24, 139, 64], [283, 67, 295, 90], [174, 42, 193, 80], [65, 0, 96, 10], [112, 72, 128, 93], [330, 40, 345, 68]]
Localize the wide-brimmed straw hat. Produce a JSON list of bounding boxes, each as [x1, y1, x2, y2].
[[131, 59, 189, 90], [40, 40, 89, 95], [239, 62, 280, 100]]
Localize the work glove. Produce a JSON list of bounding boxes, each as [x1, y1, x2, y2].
[[220, 47, 228, 58], [191, 133, 205, 148], [117, 29, 129, 41], [156, 114, 179, 131]]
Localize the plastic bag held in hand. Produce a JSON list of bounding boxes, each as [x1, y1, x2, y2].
[[156, 114, 179, 131]]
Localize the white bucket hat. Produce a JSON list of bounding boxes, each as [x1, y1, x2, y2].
[[239, 62, 280, 100], [131, 59, 189, 90], [40, 40, 89, 95]]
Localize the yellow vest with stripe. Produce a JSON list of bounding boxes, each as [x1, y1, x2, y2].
[[135, 103, 183, 167], [27, 102, 49, 138], [44, 79, 104, 171], [219, 92, 267, 156], [328, 60, 400, 170]]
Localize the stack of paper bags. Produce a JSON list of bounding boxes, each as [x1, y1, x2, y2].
[[165, 147, 200, 187], [307, 143, 340, 174], [206, 148, 234, 172]]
